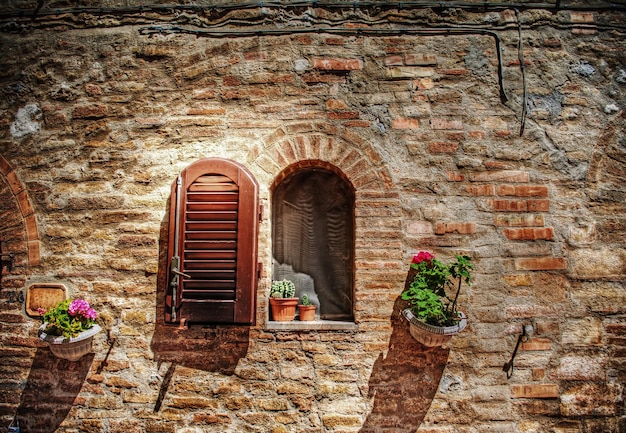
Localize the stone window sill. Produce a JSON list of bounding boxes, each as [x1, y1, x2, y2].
[[265, 320, 357, 331]]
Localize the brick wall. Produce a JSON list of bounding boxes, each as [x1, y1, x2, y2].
[[0, 3, 625, 433]]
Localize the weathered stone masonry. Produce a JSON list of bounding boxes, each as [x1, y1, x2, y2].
[[0, 2, 625, 433]]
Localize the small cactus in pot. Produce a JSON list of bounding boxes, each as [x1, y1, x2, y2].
[[270, 279, 296, 298], [269, 279, 298, 321], [298, 294, 317, 321]]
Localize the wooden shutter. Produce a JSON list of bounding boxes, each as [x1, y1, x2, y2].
[[165, 158, 259, 325]]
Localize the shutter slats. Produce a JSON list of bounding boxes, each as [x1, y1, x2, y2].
[[180, 172, 238, 311], [186, 221, 237, 231], [186, 211, 238, 221], [185, 231, 236, 240], [166, 158, 258, 325], [184, 259, 236, 270]]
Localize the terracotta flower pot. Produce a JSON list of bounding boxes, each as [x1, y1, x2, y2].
[[38, 323, 102, 361], [298, 305, 316, 321], [269, 298, 298, 321], [402, 309, 467, 347]]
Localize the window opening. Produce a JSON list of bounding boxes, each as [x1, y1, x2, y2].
[[272, 165, 355, 321]]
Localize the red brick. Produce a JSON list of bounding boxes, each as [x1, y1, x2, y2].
[[528, 200, 550, 212], [511, 384, 559, 399], [384, 55, 403, 66], [521, 338, 552, 351], [244, 50, 267, 61], [28, 238, 41, 266], [313, 58, 362, 71], [485, 160, 513, 170], [326, 99, 349, 110], [503, 227, 554, 240], [435, 222, 476, 235], [6, 170, 23, 195], [405, 53, 437, 66], [570, 11, 595, 23], [327, 111, 360, 120], [429, 141, 459, 153], [445, 132, 465, 141], [446, 171, 465, 181], [344, 120, 370, 128], [16, 190, 34, 217], [532, 368, 546, 380], [468, 130, 486, 139], [392, 118, 419, 129], [0, 154, 11, 176], [466, 184, 495, 196], [514, 257, 567, 271], [492, 200, 528, 212], [497, 185, 549, 197]]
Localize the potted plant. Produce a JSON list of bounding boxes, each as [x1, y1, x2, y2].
[[401, 251, 473, 347], [37, 298, 101, 361], [298, 294, 317, 321], [269, 279, 298, 321]]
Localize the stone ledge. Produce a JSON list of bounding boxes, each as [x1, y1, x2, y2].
[[265, 320, 358, 332]]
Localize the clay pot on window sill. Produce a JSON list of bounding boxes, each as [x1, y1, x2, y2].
[[269, 298, 298, 321], [298, 304, 317, 321]]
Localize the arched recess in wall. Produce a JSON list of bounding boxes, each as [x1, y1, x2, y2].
[[247, 125, 404, 322], [0, 155, 40, 275]]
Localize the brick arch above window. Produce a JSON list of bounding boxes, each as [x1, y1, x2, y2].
[[251, 127, 395, 194], [248, 127, 404, 326], [0, 154, 40, 267]]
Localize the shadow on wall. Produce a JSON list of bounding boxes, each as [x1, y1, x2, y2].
[[150, 205, 251, 410], [360, 274, 450, 432], [16, 348, 94, 433]]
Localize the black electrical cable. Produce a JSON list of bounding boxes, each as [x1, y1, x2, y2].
[[2, 0, 626, 22], [137, 24, 509, 103]]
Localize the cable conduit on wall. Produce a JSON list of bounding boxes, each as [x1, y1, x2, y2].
[[2, 0, 626, 20]]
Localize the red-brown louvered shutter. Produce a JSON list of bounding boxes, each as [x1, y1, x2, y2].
[[165, 158, 259, 325]]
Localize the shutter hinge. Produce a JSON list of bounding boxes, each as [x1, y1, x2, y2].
[[257, 262, 263, 280], [259, 204, 264, 222]]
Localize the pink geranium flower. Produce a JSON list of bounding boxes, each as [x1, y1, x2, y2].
[[411, 251, 434, 264]]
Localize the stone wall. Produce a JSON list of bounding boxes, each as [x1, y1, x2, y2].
[[0, 3, 624, 432]]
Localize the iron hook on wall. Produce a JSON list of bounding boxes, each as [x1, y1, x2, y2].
[[502, 323, 534, 379]]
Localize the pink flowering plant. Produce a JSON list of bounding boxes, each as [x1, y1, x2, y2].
[[38, 298, 98, 338], [402, 252, 473, 327]]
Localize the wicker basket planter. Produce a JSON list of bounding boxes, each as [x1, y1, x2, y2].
[[38, 324, 102, 361], [402, 309, 467, 347]]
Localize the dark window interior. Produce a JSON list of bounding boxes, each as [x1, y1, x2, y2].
[[272, 167, 355, 321]]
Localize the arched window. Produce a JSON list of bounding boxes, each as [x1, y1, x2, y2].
[[165, 158, 259, 325], [272, 163, 355, 321]]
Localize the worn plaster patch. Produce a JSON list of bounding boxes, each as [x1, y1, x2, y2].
[[10, 103, 41, 139], [569, 60, 596, 77]]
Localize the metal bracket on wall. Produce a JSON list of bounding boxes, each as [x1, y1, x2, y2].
[[502, 323, 534, 379]]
